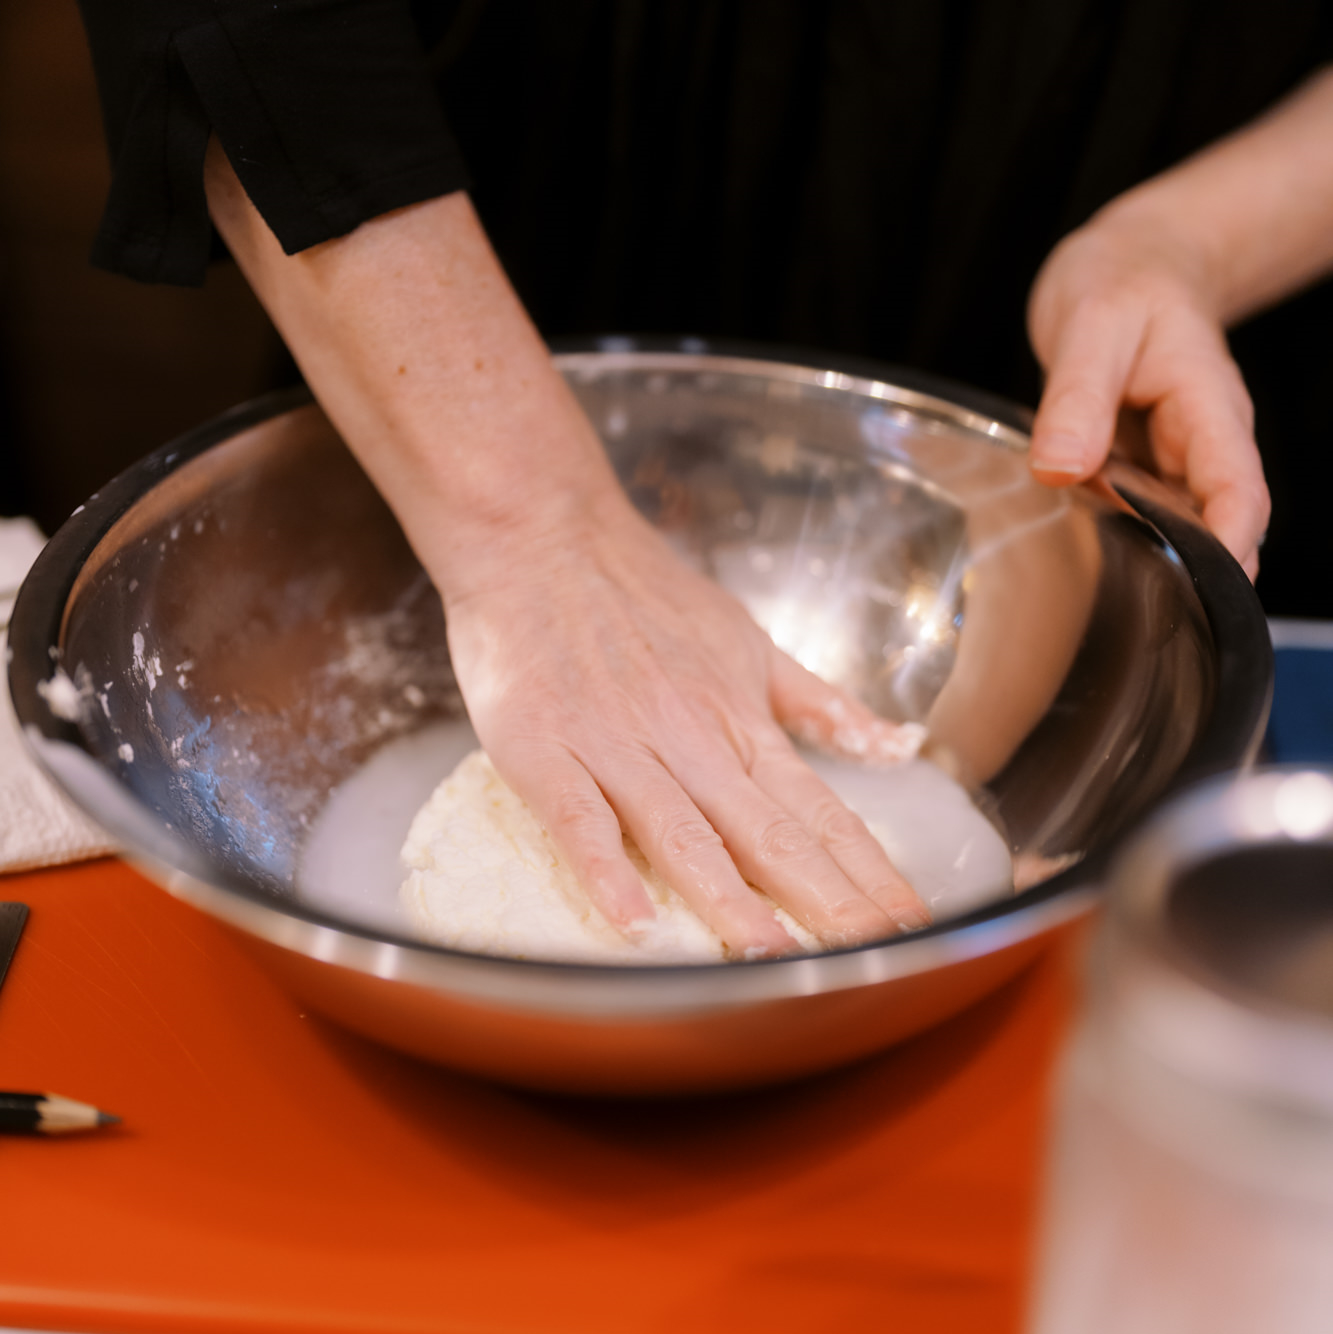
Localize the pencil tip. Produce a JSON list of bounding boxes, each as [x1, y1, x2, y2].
[[97, 1112, 121, 1127]]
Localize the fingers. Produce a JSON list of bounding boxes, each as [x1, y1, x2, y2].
[[1029, 281, 1270, 580], [594, 755, 802, 957], [524, 716, 929, 956], [495, 744, 658, 937], [1030, 299, 1142, 483], [488, 717, 806, 956], [667, 748, 904, 948], [747, 735, 931, 932], [1183, 442, 1269, 579], [1140, 345, 1270, 575], [769, 652, 925, 764], [765, 648, 932, 933]]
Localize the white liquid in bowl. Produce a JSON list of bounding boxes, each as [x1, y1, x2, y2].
[[296, 719, 1014, 952]]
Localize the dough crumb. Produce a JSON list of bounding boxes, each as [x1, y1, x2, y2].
[[36, 668, 85, 722]]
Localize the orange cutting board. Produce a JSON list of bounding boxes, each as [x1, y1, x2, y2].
[[0, 860, 1078, 1333]]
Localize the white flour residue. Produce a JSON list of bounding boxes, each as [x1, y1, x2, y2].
[[792, 695, 928, 763], [36, 667, 85, 722], [131, 630, 163, 693]]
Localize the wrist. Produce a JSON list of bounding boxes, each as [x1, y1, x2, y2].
[[369, 370, 636, 598], [1028, 191, 1224, 368], [407, 452, 636, 605], [1087, 188, 1228, 319]]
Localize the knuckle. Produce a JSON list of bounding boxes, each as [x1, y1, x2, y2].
[[718, 719, 759, 773], [1069, 291, 1123, 327], [809, 799, 871, 847], [1048, 380, 1114, 424], [743, 717, 787, 765], [545, 787, 615, 839], [577, 848, 619, 882], [749, 727, 800, 771], [579, 850, 642, 902], [752, 816, 820, 868], [658, 815, 724, 861], [823, 895, 888, 936]]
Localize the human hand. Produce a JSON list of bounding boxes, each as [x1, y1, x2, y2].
[[439, 490, 932, 957], [200, 160, 929, 956], [1026, 206, 1270, 578]]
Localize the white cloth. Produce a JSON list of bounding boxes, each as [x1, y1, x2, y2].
[[1, 518, 117, 873]]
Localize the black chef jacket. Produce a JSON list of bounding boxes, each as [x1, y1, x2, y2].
[[75, 0, 1333, 612]]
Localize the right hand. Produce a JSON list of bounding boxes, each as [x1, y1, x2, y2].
[[1026, 204, 1270, 578]]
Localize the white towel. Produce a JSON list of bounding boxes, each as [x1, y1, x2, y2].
[[1, 518, 118, 873]]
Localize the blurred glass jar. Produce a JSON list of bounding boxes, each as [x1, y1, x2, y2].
[[1029, 768, 1333, 1334]]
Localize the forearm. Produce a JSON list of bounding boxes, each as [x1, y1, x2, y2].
[[203, 138, 625, 601], [1093, 65, 1333, 325], [204, 137, 933, 954]]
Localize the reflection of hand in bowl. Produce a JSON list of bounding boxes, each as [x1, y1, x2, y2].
[[904, 433, 1104, 788], [7, 347, 1271, 1094]]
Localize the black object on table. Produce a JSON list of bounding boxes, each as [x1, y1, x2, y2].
[[0, 1090, 119, 1135], [0, 901, 28, 994], [0, 901, 120, 1133]]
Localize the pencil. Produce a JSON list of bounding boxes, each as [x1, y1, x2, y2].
[[0, 1091, 120, 1135]]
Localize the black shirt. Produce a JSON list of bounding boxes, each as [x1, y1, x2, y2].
[[76, 0, 1333, 612], [77, 0, 470, 284]]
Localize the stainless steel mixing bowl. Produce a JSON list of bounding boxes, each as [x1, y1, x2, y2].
[[8, 342, 1271, 1094]]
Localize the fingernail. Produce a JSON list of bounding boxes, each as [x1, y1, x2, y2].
[[893, 905, 932, 933], [1032, 433, 1088, 477], [621, 915, 658, 944], [742, 938, 800, 961]]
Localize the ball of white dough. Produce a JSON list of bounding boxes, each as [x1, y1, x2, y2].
[[400, 749, 820, 963]]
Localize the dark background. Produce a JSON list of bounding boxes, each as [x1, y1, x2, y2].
[[2, 0, 1330, 616], [0, 0, 283, 532]]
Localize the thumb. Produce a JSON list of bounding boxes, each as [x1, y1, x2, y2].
[[1030, 302, 1142, 485]]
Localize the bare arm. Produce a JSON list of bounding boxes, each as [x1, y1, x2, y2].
[[204, 140, 931, 954], [1028, 65, 1333, 576]]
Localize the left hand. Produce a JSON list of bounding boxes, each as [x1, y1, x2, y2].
[[441, 488, 933, 955], [1026, 205, 1270, 578]]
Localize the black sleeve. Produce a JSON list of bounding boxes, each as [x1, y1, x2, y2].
[[77, 0, 471, 285]]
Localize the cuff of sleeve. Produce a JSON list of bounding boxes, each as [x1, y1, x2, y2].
[[89, 0, 471, 286]]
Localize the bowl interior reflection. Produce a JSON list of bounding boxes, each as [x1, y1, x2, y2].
[[49, 352, 1216, 926]]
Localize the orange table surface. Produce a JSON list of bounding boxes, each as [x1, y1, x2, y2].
[[0, 860, 1079, 1334]]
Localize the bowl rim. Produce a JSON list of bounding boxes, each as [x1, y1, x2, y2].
[[5, 341, 1272, 1010]]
